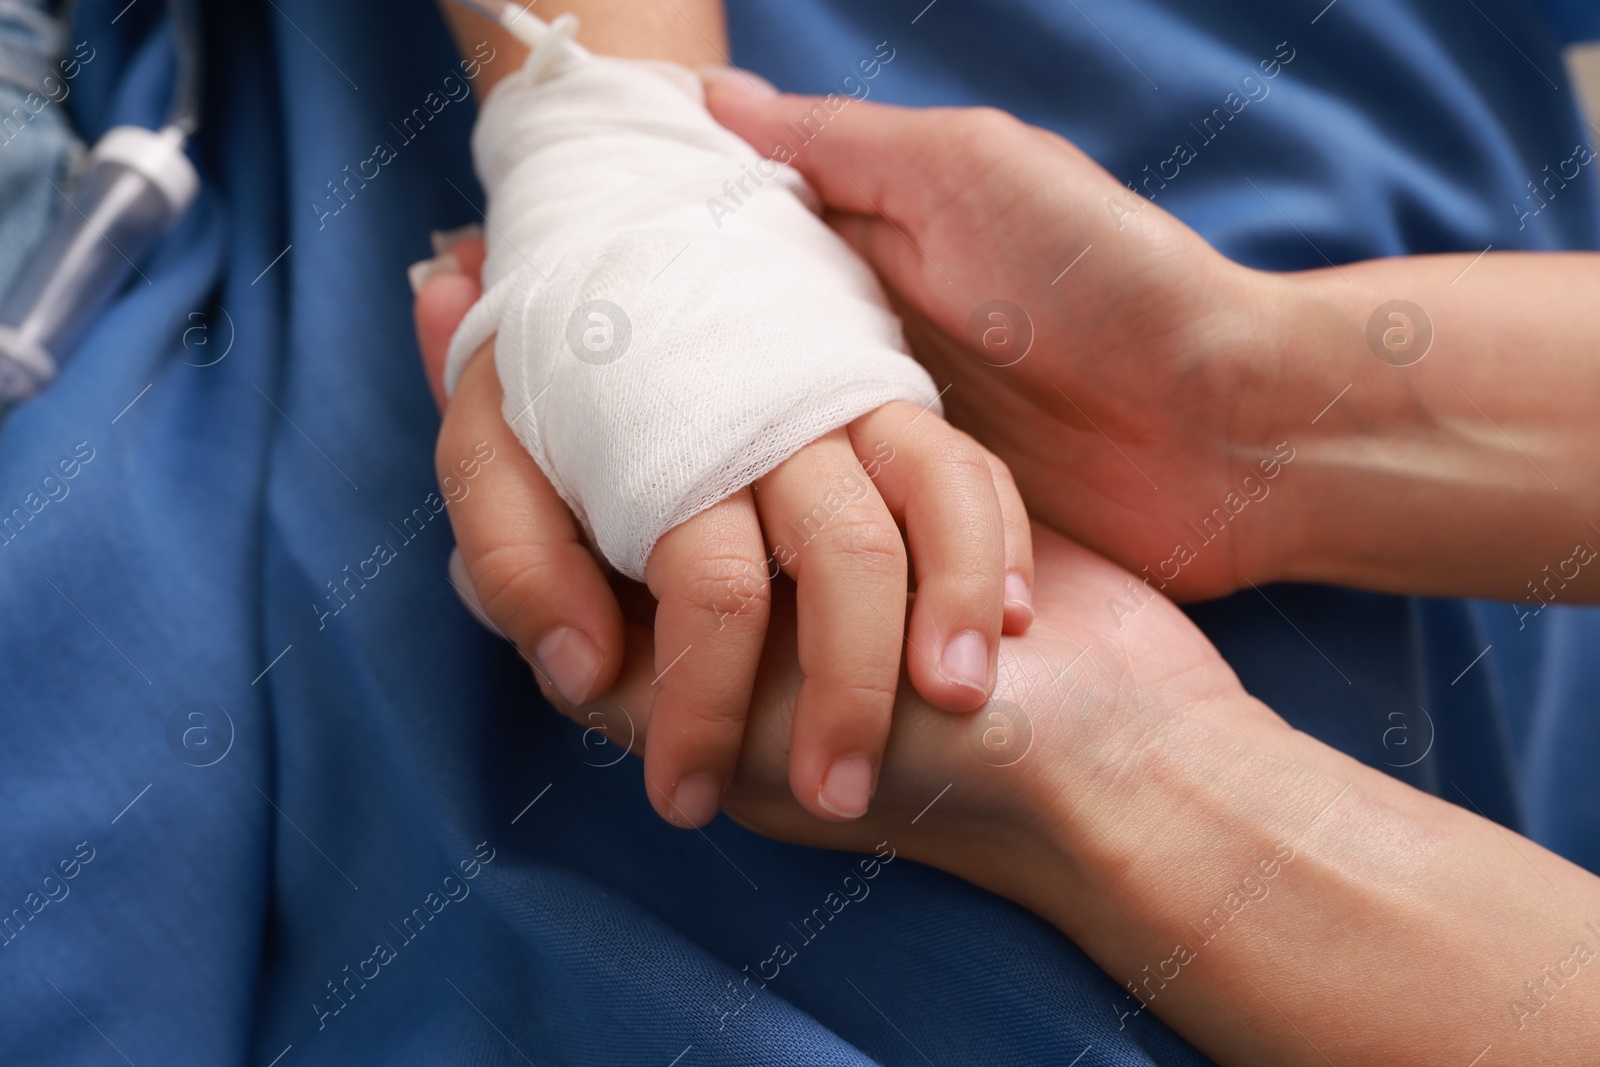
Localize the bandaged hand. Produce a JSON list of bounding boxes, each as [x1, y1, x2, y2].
[[420, 235, 1031, 829], [419, 39, 1033, 829]]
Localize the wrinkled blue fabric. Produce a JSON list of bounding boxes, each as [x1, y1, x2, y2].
[[0, 0, 1596, 1064], [0, 0, 81, 299]]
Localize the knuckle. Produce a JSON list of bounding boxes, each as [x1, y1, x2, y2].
[[842, 676, 901, 704], [824, 513, 907, 572], [974, 446, 1024, 515], [926, 109, 1034, 216], [951, 106, 1023, 149], [984, 449, 1020, 495], [469, 542, 572, 642], [671, 554, 773, 628], [672, 696, 750, 734], [433, 414, 484, 497], [817, 678, 902, 720], [921, 433, 993, 487]]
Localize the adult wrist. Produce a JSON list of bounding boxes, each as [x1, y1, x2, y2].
[[1263, 258, 1600, 602], [1218, 262, 1455, 593], [1012, 682, 1600, 1066], [1248, 264, 1483, 595], [914, 680, 1297, 950], [1025, 692, 1314, 937], [1188, 262, 1344, 590]]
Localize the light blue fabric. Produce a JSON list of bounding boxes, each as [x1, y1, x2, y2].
[[0, 0, 1596, 1064], [0, 0, 81, 299]]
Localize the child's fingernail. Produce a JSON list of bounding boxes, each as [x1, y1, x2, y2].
[[697, 64, 779, 99], [430, 223, 483, 256], [940, 629, 990, 694], [818, 753, 873, 819], [1004, 572, 1034, 619], [407, 251, 462, 296], [534, 626, 601, 704], [671, 773, 722, 828]]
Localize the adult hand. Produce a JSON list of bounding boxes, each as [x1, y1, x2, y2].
[[413, 234, 1234, 858], [416, 240, 1600, 1067], [706, 80, 1600, 609], [705, 77, 1304, 603]]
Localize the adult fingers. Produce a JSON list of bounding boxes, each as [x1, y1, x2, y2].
[[437, 345, 627, 705], [755, 429, 907, 822], [705, 79, 968, 219], [703, 79, 1049, 238], [704, 83, 1088, 340]]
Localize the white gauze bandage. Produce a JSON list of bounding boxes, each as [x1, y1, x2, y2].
[[442, 18, 939, 581]]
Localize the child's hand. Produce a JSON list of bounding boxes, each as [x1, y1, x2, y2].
[[416, 235, 1033, 828]]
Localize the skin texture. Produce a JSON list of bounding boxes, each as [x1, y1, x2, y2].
[[431, 0, 1035, 830], [703, 81, 1600, 610], [416, 232, 1600, 1067], [419, 13, 1600, 1064]]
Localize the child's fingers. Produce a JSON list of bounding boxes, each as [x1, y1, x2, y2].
[[642, 493, 772, 829], [443, 232, 486, 279], [414, 234, 628, 703], [412, 234, 487, 410], [438, 347, 627, 705], [982, 446, 1036, 634], [849, 402, 1003, 712], [755, 430, 908, 822]]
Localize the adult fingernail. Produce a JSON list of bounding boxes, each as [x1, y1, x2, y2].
[[407, 251, 461, 296], [940, 629, 990, 695], [671, 773, 722, 828], [1004, 572, 1034, 620], [430, 223, 482, 256], [534, 626, 601, 704], [697, 65, 779, 99], [818, 753, 874, 819]]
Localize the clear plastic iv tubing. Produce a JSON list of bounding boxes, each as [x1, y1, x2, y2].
[[444, 0, 589, 57]]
